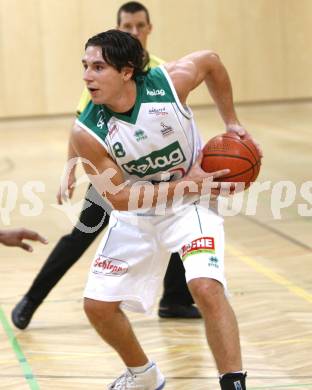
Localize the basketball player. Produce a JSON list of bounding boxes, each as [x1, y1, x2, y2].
[[0, 228, 48, 252], [12, 2, 200, 331], [71, 30, 261, 389]]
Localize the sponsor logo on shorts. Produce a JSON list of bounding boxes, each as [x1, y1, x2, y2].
[[181, 237, 215, 260], [209, 256, 219, 268], [148, 106, 168, 116], [92, 256, 128, 277], [122, 141, 186, 177], [146, 88, 165, 96], [234, 381, 242, 390]]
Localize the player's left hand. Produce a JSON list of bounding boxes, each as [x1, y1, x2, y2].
[[226, 123, 263, 158], [57, 168, 76, 205]]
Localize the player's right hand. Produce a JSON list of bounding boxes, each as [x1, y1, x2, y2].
[[186, 152, 233, 197], [186, 152, 230, 182], [226, 124, 263, 158]]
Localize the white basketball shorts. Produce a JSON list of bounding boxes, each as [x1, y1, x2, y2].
[[84, 204, 226, 313]]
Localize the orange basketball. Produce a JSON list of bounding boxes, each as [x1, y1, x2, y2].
[[201, 132, 261, 189]]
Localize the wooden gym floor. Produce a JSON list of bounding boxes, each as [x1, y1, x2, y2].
[[0, 101, 311, 389]]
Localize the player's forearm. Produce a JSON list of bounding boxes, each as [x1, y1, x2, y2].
[[205, 56, 239, 127], [68, 139, 78, 161], [72, 127, 210, 212], [105, 177, 206, 211]]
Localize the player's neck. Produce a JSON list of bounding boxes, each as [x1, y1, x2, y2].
[[106, 80, 137, 113]]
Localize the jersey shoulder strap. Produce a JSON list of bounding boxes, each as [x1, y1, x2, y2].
[[143, 66, 191, 119], [141, 66, 176, 104], [76, 101, 109, 147]]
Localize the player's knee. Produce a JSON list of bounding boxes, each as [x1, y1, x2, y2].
[[189, 278, 225, 310], [83, 298, 118, 324], [84, 298, 96, 321]]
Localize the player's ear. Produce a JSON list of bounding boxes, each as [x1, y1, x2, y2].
[[148, 23, 152, 34], [122, 66, 134, 81]]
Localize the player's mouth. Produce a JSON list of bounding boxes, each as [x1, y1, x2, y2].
[[88, 87, 100, 96]]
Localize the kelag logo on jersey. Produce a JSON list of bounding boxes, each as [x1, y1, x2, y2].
[[146, 88, 165, 96], [122, 141, 186, 177]]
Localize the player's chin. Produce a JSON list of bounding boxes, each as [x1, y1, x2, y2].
[[90, 96, 102, 104], [89, 90, 104, 104]]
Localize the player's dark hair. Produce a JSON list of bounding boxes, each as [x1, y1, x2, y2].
[[85, 29, 148, 78], [117, 1, 150, 25]]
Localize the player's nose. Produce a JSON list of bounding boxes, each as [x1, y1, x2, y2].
[[83, 68, 93, 82]]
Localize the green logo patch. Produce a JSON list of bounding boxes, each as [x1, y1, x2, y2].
[[134, 129, 147, 141], [122, 141, 186, 177], [208, 256, 219, 268]]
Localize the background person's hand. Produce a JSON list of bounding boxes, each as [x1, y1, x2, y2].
[[0, 228, 48, 252]]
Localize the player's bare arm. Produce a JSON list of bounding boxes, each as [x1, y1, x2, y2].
[[165, 51, 238, 123], [71, 125, 229, 211], [57, 122, 78, 204], [165, 51, 262, 156]]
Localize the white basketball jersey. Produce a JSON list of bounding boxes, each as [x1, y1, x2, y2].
[[76, 65, 202, 185]]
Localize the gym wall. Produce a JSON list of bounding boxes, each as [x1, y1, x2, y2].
[[0, 0, 311, 118]]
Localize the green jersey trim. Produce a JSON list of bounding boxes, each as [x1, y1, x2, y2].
[[78, 100, 108, 135], [141, 67, 175, 104], [159, 65, 192, 120], [77, 101, 109, 151], [101, 78, 144, 125], [76, 65, 192, 151], [96, 66, 178, 125], [77, 119, 109, 151]]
